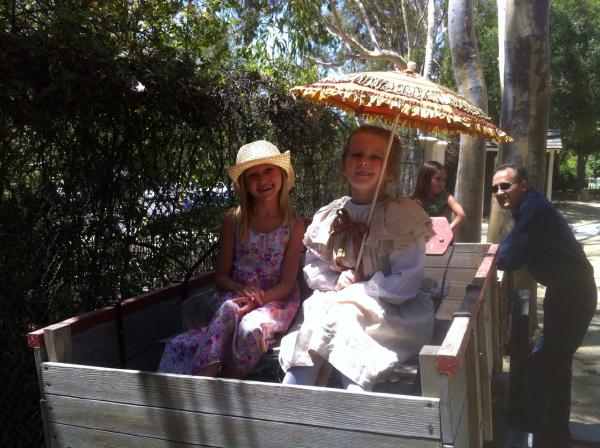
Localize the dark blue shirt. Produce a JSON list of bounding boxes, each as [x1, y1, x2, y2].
[[497, 188, 593, 288]]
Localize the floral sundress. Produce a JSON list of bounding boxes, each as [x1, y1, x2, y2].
[[159, 224, 300, 376]]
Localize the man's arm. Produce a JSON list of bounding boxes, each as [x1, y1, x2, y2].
[[496, 204, 540, 271]]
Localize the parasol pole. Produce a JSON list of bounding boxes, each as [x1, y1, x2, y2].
[[355, 113, 400, 272]]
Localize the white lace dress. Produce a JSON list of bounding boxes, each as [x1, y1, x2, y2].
[[278, 196, 436, 389]]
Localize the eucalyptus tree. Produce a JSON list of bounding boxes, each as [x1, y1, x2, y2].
[[548, 0, 600, 195], [264, 0, 446, 76], [448, 0, 489, 242], [488, 0, 551, 243], [487, 0, 550, 335]]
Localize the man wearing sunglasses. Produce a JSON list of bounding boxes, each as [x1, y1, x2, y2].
[[492, 164, 597, 448]]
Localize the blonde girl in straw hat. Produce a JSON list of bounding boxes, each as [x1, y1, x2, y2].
[[159, 140, 304, 378], [279, 125, 436, 391]]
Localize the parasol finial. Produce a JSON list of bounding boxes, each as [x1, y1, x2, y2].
[[405, 61, 418, 74]]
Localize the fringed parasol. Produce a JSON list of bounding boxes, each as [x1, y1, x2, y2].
[[291, 69, 512, 143]]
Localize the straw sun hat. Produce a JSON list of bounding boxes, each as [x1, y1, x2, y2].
[[226, 140, 295, 191]]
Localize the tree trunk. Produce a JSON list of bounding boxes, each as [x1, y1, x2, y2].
[[488, 0, 549, 241], [448, 0, 488, 242], [423, 0, 435, 80], [576, 148, 588, 194], [488, 0, 550, 336], [400, 0, 412, 60]]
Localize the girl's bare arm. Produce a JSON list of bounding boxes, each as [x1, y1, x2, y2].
[[214, 211, 245, 292], [258, 218, 305, 304], [448, 194, 467, 231]]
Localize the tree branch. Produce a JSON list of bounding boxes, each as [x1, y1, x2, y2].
[[325, 0, 407, 69], [354, 0, 381, 51], [400, 0, 412, 60], [305, 54, 345, 68]]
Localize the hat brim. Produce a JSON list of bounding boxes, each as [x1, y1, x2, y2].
[[226, 151, 295, 191]]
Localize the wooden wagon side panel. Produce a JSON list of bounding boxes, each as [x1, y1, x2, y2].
[[46, 395, 441, 448], [420, 244, 499, 448], [41, 363, 442, 448], [50, 423, 206, 448]]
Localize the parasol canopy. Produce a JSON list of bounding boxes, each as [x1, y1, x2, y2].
[[290, 69, 512, 143]]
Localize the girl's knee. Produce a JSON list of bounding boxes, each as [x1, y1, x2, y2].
[[215, 299, 239, 319]]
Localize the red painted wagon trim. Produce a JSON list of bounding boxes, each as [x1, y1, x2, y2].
[[27, 272, 215, 349]]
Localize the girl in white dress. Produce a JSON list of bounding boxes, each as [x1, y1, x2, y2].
[[279, 125, 435, 391]]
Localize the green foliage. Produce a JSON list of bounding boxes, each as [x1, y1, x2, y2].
[[549, 0, 600, 189], [555, 152, 579, 191], [0, 2, 345, 446], [588, 153, 600, 179]]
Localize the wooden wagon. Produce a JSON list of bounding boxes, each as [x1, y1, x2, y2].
[[28, 218, 509, 447]]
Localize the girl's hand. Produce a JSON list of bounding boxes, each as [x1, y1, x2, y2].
[[334, 269, 360, 291], [235, 286, 265, 306], [232, 296, 258, 317]]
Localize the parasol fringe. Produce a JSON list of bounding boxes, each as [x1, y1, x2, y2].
[[293, 87, 512, 142]]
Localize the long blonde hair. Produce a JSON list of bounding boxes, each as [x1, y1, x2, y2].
[[234, 169, 296, 241]]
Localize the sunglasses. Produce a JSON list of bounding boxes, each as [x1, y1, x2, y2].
[[491, 182, 516, 194]]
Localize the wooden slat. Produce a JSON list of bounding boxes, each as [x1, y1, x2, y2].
[[120, 272, 215, 316], [424, 251, 483, 269], [419, 345, 440, 398], [478, 288, 494, 442], [438, 363, 467, 445], [44, 323, 72, 363], [71, 320, 120, 367], [437, 317, 470, 374], [443, 398, 469, 448], [27, 272, 215, 349], [45, 395, 440, 448], [424, 267, 478, 285], [42, 363, 440, 440], [28, 305, 116, 349], [490, 268, 502, 372], [181, 285, 217, 331], [122, 296, 181, 360], [50, 423, 206, 448], [125, 343, 164, 372], [444, 243, 489, 254], [466, 324, 483, 447], [436, 300, 463, 321], [455, 407, 470, 448]]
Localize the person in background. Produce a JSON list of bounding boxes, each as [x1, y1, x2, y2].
[[492, 163, 596, 448], [159, 140, 304, 378], [279, 125, 436, 392], [410, 160, 466, 231]]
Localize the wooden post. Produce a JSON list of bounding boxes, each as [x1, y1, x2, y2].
[[466, 322, 483, 447], [508, 288, 531, 427], [33, 346, 53, 448], [491, 267, 502, 372], [419, 345, 440, 398], [477, 290, 494, 441], [44, 322, 72, 363]]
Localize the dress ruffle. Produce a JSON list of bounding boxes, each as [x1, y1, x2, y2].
[[303, 196, 434, 278]]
